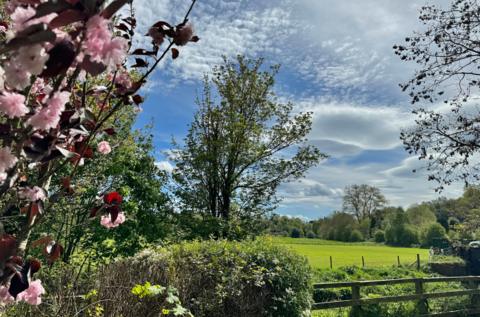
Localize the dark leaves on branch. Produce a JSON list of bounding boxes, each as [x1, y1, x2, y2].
[[132, 58, 148, 68], [42, 41, 76, 78]]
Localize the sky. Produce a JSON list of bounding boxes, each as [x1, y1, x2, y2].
[[129, 0, 464, 220]]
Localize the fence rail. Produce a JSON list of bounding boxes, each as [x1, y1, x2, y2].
[[313, 275, 480, 316]]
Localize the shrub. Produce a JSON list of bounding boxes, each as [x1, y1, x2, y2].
[[422, 223, 448, 248], [374, 230, 385, 243], [349, 230, 364, 242], [291, 227, 303, 238], [306, 231, 317, 239], [98, 239, 313, 317]]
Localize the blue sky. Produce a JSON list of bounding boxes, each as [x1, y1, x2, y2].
[[130, 0, 463, 219]]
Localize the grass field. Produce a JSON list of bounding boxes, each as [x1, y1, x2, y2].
[[271, 236, 429, 269]]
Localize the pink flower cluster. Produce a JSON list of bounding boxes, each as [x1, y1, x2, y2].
[[0, 147, 17, 183], [0, 91, 28, 118], [0, 280, 45, 306], [97, 141, 112, 155], [27, 91, 70, 131], [83, 15, 128, 70], [19, 186, 47, 202], [100, 211, 126, 228]]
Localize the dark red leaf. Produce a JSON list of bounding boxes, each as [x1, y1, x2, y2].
[[80, 56, 107, 76], [104, 192, 123, 205], [101, 0, 130, 19], [132, 58, 148, 68], [103, 128, 116, 135], [190, 35, 200, 42], [0, 234, 16, 263], [171, 47, 179, 59], [49, 9, 86, 29], [42, 41, 76, 78], [132, 94, 144, 105]]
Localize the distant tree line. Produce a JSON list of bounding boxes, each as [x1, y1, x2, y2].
[[265, 184, 480, 248]]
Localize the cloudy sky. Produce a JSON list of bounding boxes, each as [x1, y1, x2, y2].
[[130, 0, 464, 219]]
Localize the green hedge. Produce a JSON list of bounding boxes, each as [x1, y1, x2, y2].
[[98, 239, 313, 317]]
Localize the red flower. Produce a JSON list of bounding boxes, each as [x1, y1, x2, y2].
[[103, 192, 122, 205]]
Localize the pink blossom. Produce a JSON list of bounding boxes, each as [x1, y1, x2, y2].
[[19, 186, 47, 202], [97, 141, 112, 155], [100, 212, 126, 228], [115, 70, 132, 91], [10, 6, 35, 32], [16, 45, 49, 75], [0, 91, 28, 118], [83, 15, 127, 69], [0, 286, 14, 304], [4, 60, 31, 90], [27, 91, 70, 131], [0, 172, 7, 183], [0, 147, 18, 173], [174, 23, 194, 46], [11, 6, 57, 33], [17, 280, 45, 306]]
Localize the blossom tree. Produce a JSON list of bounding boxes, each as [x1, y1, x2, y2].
[[0, 0, 198, 305]]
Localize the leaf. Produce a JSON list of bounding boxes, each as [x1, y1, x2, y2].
[[171, 48, 179, 59], [132, 58, 148, 68], [131, 48, 156, 56], [31, 236, 53, 249], [49, 9, 86, 29], [55, 145, 78, 158], [132, 94, 144, 105], [0, 234, 16, 263], [190, 35, 200, 42], [30, 0, 72, 20], [80, 56, 107, 76], [0, 25, 56, 54], [101, 0, 130, 19], [41, 40, 76, 77], [115, 23, 129, 32]]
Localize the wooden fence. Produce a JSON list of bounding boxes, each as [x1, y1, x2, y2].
[[313, 276, 480, 316], [326, 253, 422, 269]]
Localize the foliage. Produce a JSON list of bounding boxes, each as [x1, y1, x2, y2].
[[98, 239, 313, 317], [0, 0, 199, 305], [384, 211, 419, 247], [131, 282, 193, 317], [373, 230, 385, 243], [395, 0, 480, 189], [291, 227, 303, 238], [349, 230, 364, 242], [342, 184, 386, 234], [422, 223, 448, 248], [172, 56, 324, 238]]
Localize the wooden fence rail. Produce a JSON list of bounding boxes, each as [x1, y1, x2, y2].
[[313, 276, 480, 316]]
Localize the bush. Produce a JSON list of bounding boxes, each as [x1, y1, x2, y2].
[[291, 227, 303, 238], [349, 230, 364, 242], [385, 225, 418, 247], [374, 230, 385, 243], [422, 223, 448, 248], [306, 231, 317, 239], [98, 239, 313, 317]]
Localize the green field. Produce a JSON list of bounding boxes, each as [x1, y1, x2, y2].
[[271, 237, 429, 269]]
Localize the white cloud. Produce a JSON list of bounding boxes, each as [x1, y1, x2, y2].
[[297, 99, 411, 150], [155, 161, 174, 173]]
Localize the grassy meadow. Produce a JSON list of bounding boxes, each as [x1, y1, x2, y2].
[[271, 236, 429, 269]]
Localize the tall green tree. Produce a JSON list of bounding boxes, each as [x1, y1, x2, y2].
[[342, 184, 386, 237], [172, 56, 324, 238]]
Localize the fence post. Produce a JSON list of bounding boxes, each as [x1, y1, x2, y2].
[[468, 280, 480, 309], [330, 256, 333, 269], [416, 254, 421, 270], [415, 279, 428, 315], [350, 284, 361, 317], [362, 256, 365, 268], [397, 255, 400, 267]]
